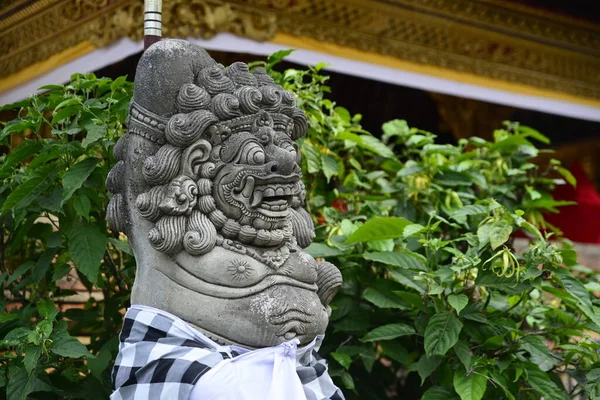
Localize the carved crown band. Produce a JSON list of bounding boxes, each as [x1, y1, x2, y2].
[[128, 100, 296, 145], [127, 102, 169, 145]]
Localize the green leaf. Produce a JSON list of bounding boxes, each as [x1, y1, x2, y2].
[[38, 83, 64, 91], [0, 140, 42, 173], [1, 118, 39, 140], [517, 218, 544, 241], [51, 263, 72, 281], [424, 311, 463, 357], [422, 386, 459, 400], [0, 98, 31, 112], [417, 354, 442, 385], [88, 338, 117, 379], [525, 364, 567, 400], [403, 223, 425, 237], [453, 367, 488, 400], [346, 217, 412, 243], [1, 165, 56, 215], [447, 294, 468, 314], [555, 271, 600, 329], [556, 167, 576, 187], [380, 341, 410, 364], [449, 205, 488, 224], [585, 281, 600, 292], [0, 314, 19, 323], [50, 330, 91, 359], [108, 237, 132, 255], [6, 366, 34, 400], [267, 49, 294, 65], [73, 195, 91, 220], [23, 345, 41, 374], [364, 250, 426, 270], [361, 323, 416, 342], [555, 271, 592, 309], [476, 224, 492, 249], [334, 106, 351, 123], [518, 125, 550, 144], [67, 220, 107, 284], [339, 370, 355, 391], [304, 242, 343, 258], [483, 335, 504, 350], [382, 119, 410, 141], [82, 123, 106, 148], [37, 300, 58, 320], [363, 287, 409, 309], [61, 157, 99, 204], [519, 336, 557, 372], [337, 131, 395, 158], [6, 261, 34, 285], [51, 105, 80, 124], [489, 222, 512, 250], [32, 248, 55, 283], [388, 268, 427, 294], [110, 75, 128, 92], [397, 164, 422, 177], [302, 140, 321, 174], [330, 351, 352, 370], [54, 97, 81, 111], [558, 249, 577, 266], [585, 368, 600, 399], [453, 341, 472, 370], [359, 345, 377, 373], [321, 154, 340, 182], [490, 134, 534, 153], [423, 144, 461, 156]]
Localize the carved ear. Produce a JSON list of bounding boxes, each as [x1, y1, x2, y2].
[[181, 139, 212, 179]]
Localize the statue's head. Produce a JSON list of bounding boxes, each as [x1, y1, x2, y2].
[[106, 40, 341, 348]]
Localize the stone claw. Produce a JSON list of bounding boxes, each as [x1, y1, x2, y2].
[[315, 261, 342, 306]]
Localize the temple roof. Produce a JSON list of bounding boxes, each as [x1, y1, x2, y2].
[[0, 0, 599, 104]]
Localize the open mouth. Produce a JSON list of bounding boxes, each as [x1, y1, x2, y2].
[[232, 173, 301, 218]]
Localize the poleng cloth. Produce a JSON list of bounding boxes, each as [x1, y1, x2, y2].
[[111, 305, 344, 400]]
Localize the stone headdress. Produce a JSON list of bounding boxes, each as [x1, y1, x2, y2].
[[106, 39, 315, 265]]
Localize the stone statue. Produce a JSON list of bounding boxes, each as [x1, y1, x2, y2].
[[107, 39, 344, 399]]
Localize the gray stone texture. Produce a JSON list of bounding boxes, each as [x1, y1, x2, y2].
[[106, 39, 342, 348]]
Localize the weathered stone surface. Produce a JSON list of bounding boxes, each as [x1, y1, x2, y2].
[[106, 39, 342, 348]]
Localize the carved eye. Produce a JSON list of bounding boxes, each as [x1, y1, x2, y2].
[[239, 142, 265, 165]]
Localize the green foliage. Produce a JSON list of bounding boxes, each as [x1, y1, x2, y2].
[[0, 55, 598, 400], [263, 55, 600, 399], [0, 73, 135, 399]]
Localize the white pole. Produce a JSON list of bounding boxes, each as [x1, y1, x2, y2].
[[144, 0, 163, 49]]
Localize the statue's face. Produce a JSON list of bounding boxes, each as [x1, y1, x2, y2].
[[110, 53, 341, 348], [212, 116, 302, 231]]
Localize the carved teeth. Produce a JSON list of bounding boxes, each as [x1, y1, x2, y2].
[[242, 176, 254, 198], [250, 190, 263, 208], [284, 186, 292, 195], [264, 187, 275, 197], [275, 187, 285, 196]]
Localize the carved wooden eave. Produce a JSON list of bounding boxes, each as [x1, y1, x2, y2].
[[1, 0, 599, 103]]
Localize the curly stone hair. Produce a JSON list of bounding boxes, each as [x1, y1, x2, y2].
[[106, 44, 311, 256]]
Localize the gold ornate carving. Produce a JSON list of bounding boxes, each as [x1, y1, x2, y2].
[[0, 0, 277, 79], [0, 0, 599, 100]]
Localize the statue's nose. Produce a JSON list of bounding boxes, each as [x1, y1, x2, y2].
[[266, 145, 299, 176]]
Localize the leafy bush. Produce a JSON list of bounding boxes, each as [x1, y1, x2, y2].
[[0, 75, 134, 399], [1, 53, 598, 400], [261, 53, 600, 400]]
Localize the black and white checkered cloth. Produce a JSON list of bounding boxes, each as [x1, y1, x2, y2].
[[111, 305, 344, 400]]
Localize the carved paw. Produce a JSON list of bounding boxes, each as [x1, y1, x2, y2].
[[315, 261, 342, 306]]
